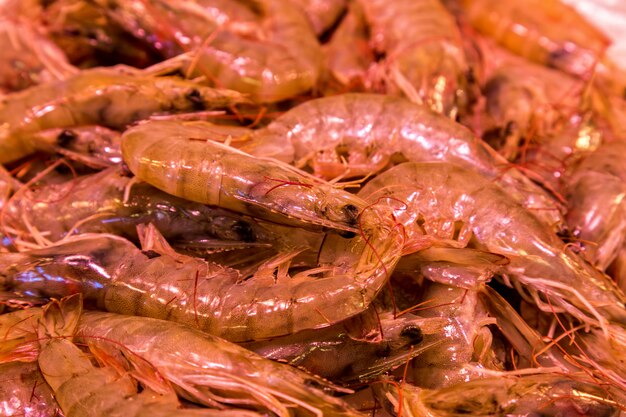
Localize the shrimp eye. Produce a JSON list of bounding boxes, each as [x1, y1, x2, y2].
[[186, 89, 206, 111], [400, 325, 423, 345], [232, 221, 256, 242], [142, 250, 161, 259], [57, 129, 78, 147], [342, 204, 360, 226]]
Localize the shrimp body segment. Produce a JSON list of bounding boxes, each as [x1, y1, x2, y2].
[[358, 162, 626, 335], [0, 69, 245, 164], [122, 119, 374, 234], [244, 93, 563, 227]]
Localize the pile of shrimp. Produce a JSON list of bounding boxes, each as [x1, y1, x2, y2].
[[1, 0, 626, 416]]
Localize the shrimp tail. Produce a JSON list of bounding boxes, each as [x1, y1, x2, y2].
[[38, 293, 82, 343]]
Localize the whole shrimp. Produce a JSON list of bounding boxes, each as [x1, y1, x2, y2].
[[35, 295, 261, 417], [0, 215, 402, 341], [565, 141, 626, 270], [357, 162, 626, 342], [121, 119, 380, 235], [0, 361, 62, 417], [0, 68, 245, 164], [4, 295, 367, 417], [94, 0, 323, 102], [241, 93, 563, 228], [356, 0, 473, 117], [379, 373, 626, 417], [456, 0, 610, 79], [2, 166, 315, 249]]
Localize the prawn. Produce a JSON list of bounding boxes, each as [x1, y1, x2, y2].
[[94, 0, 323, 102], [0, 216, 402, 341], [2, 166, 310, 248], [121, 119, 378, 234], [357, 162, 626, 343], [356, 0, 473, 117], [457, 0, 610, 79], [287, 0, 348, 35], [0, 68, 246, 164], [241, 93, 564, 228], [379, 373, 626, 417], [35, 295, 261, 417], [1, 296, 367, 416]]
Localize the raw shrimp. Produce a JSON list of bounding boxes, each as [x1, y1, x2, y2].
[[242, 93, 563, 228], [0, 213, 402, 341], [457, 0, 610, 78], [0, 18, 77, 94], [357, 0, 472, 117], [380, 373, 625, 417], [96, 0, 323, 102], [0, 361, 61, 417], [358, 162, 626, 340], [121, 119, 378, 234], [246, 306, 447, 383], [0, 68, 245, 164], [2, 166, 303, 248], [64, 303, 368, 416], [565, 141, 626, 270], [480, 57, 587, 161], [35, 296, 259, 417]]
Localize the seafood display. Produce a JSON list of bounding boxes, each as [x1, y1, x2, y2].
[[1, 0, 626, 416]]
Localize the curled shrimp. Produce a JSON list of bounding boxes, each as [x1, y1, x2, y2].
[[35, 295, 261, 417], [380, 373, 626, 417], [0, 215, 402, 341], [96, 0, 323, 102], [242, 93, 564, 228], [358, 162, 626, 342], [457, 0, 610, 79], [121, 119, 376, 235], [357, 0, 473, 117], [0, 68, 246, 164]]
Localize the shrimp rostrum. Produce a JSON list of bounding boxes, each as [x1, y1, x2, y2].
[[358, 162, 626, 343]]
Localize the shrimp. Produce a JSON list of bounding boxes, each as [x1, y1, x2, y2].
[[2, 166, 303, 248], [357, 162, 626, 341], [0, 68, 246, 164], [480, 57, 588, 161], [356, 0, 473, 117], [457, 0, 610, 79], [35, 295, 261, 417], [95, 0, 323, 102], [0, 213, 402, 341], [379, 373, 626, 417], [0, 18, 77, 94], [565, 141, 626, 270], [0, 361, 62, 417], [246, 306, 448, 383], [11, 295, 368, 417], [241, 93, 564, 228], [121, 119, 378, 235]]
